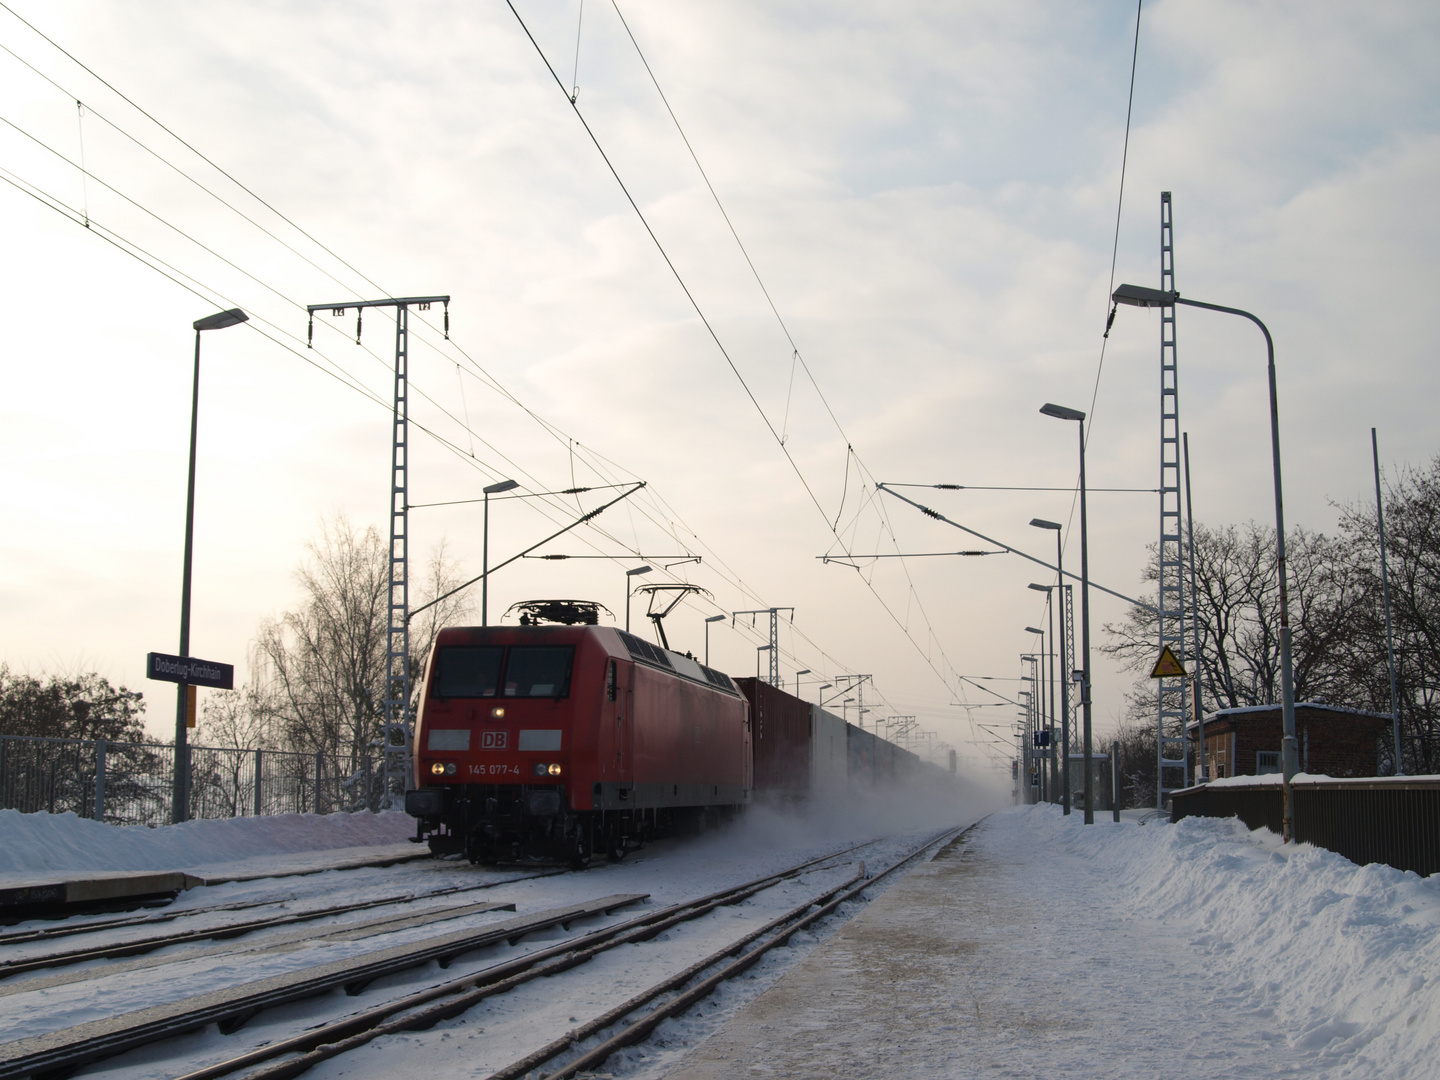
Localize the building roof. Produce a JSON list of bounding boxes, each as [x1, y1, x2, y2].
[[1188, 701, 1393, 733]]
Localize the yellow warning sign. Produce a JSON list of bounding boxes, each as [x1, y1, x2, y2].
[[1149, 644, 1187, 679]]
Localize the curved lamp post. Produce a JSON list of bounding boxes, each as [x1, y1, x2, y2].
[[481, 479, 519, 626], [704, 613, 726, 666], [1027, 596, 1057, 803], [1112, 283, 1297, 840], [1024, 628, 1046, 801], [1031, 518, 1070, 813], [1040, 402, 1094, 823], [625, 565, 652, 632], [172, 307, 248, 825]]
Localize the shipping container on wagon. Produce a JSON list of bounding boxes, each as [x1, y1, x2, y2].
[[735, 677, 812, 803], [809, 705, 849, 798], [844, 722, 924, 786], [846, 722, 880, 785]]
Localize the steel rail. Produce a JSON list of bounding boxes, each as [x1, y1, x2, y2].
[[0, 872, 561, 977], [0, 840, 881, 1080], [0, 900, 527, 997], [0, 895, 647, 1080], [171, 838, 883, 1080], [509, 821, 975, 1080]]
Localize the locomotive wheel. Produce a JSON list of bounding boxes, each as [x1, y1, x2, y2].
[[568, 829, 593, 870], [605, 831, 627, 863]]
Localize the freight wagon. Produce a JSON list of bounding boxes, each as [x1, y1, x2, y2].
[[735, 678, 930, 803]]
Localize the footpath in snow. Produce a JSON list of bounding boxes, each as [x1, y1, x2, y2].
[[661, 804, 1440, 1080]]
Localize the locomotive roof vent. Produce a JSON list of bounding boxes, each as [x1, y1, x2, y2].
[[617, 629, 675, 670], [507, 599, 613, 626], [617, 630, 740, 696], [700, 665, 737, 693]]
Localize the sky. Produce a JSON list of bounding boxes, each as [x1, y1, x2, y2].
[[1, 0, 1437, 774]]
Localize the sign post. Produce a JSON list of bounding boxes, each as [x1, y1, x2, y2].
[[147, 652, 234, 817]]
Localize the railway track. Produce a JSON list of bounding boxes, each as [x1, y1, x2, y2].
[[487, 822, 971, 1080], [0, 835, 891, 1080], [0, 870, 563, 978]]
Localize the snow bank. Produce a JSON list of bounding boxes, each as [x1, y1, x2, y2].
[[0, 809, 415, 876], [1016, 804, 1440, 1074]]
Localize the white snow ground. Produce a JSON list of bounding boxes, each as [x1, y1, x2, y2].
[[9, 792, 1433, 1078], [648, 805, 1440, 1080], [0, 787, 993, 1080]]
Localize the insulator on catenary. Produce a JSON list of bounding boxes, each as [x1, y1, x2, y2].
[[307, 314, 313, 349], [444, 301, 450, 339], [356, 308, 362, 344]]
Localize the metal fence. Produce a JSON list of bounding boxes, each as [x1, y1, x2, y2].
[[1170, 778, 1440, 877], [0, 735, 385, 827]]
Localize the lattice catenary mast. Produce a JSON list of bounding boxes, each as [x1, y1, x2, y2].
[[1156, 194, 1190, 806], [307, 295, 450, 808], [731, 607, 793, 686]]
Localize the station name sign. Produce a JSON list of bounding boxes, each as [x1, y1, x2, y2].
[[146, 652, 234, 690]]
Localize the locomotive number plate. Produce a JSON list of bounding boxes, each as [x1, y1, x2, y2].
[[469, 763, 521, 777], [479, 730, 508, 750]]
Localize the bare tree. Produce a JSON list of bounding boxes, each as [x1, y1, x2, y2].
[[0, 666, 146, 741], [197, 670, 280, 751], [1104, 521, 1356, 712], [252, 516, 471, 769], [1336, 454, 1440, 772]]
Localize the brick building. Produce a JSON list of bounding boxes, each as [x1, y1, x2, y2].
[[1190, 702, 1391, 779]]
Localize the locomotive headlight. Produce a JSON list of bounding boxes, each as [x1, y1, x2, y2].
[[547, 763, 563, 777], [430, 762, 446, 776], [445, 763, 457, 775], [490, 706, 506, 719], [533, 762, 549, 777]]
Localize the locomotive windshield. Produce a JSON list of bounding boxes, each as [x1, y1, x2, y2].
[[433, 646, 503, 698], [504, 646, 574, 698]]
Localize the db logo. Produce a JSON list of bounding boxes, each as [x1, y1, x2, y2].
[[480, 730, 508, 750]]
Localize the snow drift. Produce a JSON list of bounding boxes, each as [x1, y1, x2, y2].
[[1018, 804, 1440, 1074]]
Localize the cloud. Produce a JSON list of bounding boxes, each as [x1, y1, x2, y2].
[[0, 0, 1435, 773]]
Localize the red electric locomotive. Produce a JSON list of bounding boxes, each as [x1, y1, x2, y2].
[[405, 618, 751, 866]]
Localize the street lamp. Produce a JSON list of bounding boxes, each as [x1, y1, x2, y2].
[[1024, 625, 1047, 802], [172, 307, 248, 826], [481, 479, 519, 626], [1030, 518, 1069, 814], [1028, 583, 1058, 807], [704, 614, 726, 666], [1020, 658, 1039, 803], [1112, 283, 1298, 839], [1040, 402, 1094, 823], [795, 669, 811, 697], [625, 566, 653, 632]]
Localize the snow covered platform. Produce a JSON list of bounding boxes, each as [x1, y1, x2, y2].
[[0, 871, 190, 918], [0, 809, 425, 915], [663, 805, 1440, 1079]]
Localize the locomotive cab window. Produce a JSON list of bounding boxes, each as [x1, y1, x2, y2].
[[433, 646, 503, 698], [504, 647, 575, 698]]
